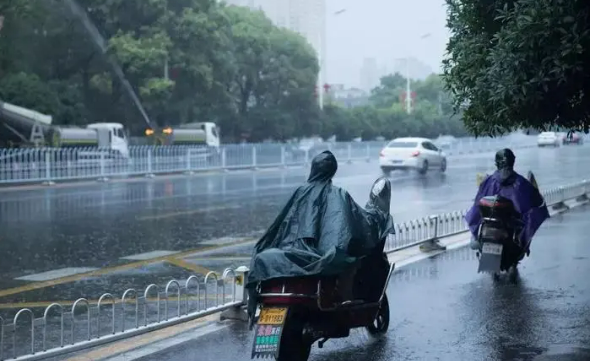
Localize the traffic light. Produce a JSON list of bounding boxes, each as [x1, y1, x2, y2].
[[323, 83, 330, 93]]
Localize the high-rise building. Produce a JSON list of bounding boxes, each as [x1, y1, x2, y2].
[[360, 58, 379, 92], [223, 0, 327, 104], [389, 57, 434, 80]]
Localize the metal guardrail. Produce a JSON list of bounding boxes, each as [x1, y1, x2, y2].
[[0, 269, 249, 361], [1, 179, 587, 360], [0, 137, 536, 185], [386, 180, 589, 252]]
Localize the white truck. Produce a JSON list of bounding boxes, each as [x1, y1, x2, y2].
[[50, 123, 130, 158], [0, 100, 130, 158], [145, 122, 221, 162], [146, 122, 220, 147]]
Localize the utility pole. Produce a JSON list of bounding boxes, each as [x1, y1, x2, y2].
[[404, 33, 431, 115], [164, 58, 169, 80], [405, 58, 411, 114], [320, 8, 346, 110], [164, 2, 169, 80]]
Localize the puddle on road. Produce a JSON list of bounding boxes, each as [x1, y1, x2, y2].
[[502, 344, 590, 361]]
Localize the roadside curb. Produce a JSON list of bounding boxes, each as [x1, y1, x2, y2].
[[62, 315, 220, 361]]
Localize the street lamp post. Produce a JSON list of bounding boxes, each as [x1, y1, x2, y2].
[[404, 33, 432, 114], [319, 8, 347, 109], [405, 58, 411, 114]]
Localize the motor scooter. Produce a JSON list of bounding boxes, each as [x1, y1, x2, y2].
[[250, 178, 395, 361]]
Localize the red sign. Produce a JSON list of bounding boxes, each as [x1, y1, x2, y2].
[[323, 83, 330, 92]]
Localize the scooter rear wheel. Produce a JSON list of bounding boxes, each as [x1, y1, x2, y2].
[[366, 294, 390, 336], [276, 311, 312, 361]]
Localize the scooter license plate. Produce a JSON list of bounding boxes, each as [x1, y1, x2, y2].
[[482, 242, 503, 255], [251, 307, 288, 359], [258, 307, 288, 325]]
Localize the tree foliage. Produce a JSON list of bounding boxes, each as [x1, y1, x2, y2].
[[321, 73, 467, 140], [0, 0, 465, 143], [443, 0, 590, 136]]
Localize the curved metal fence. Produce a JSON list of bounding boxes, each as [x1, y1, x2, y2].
[[0, 179, 587, 360]]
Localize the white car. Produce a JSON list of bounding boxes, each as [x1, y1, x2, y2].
[[537, 132, 561, 147], [379, 137, 447, 175]]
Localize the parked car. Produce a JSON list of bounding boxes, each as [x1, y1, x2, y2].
[[434, 135, 457, 150], [379, 137, 447, 175]]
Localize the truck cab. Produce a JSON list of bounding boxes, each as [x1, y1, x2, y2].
[[86, 123, 130, 158]]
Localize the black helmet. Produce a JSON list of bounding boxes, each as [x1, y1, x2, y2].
[[495, 148, 515, 170]]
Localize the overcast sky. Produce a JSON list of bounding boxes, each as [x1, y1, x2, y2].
[[325, 0, 450, 87]]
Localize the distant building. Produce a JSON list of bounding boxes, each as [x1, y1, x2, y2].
[[359, 58, 378, 92], [328, 84, 369, 108], [223, 0, 327, 92], [388, 57, 434, 80]]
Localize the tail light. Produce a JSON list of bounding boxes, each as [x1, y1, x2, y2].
[[379, 150, 385, 157], [411, 150, 420, 157], [481, 224, 509, 241]]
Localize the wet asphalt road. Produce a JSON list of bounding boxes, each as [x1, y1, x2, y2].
[[138, 204, 590, 361], [0, 145, 589, 310]]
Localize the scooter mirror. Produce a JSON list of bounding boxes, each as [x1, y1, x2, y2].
[[369, 176, 391, 214], [527, 170, 539, 190]]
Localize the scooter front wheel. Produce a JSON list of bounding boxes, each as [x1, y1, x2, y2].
[[366, 293, 390, 336]]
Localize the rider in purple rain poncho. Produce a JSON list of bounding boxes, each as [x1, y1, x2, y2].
[[466, 148, 550, 255]]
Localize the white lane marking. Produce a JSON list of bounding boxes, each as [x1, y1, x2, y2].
[[185, 256, 252, 262], [121, 250, 179, 261], [101, 322, 228, 361], [200, 237, 249, 246], [15, 267, 98, 282]]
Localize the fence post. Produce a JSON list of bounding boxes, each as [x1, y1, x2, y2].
[[419, 215, 446, 252], [220, 266, 249, 322], [346, 143, 352, 164], [97, 153, 109, 182], [185, 149, 194, 175], [145, 148, 155, 178], [251, 145, 258, 170], [13, 308, 34, 358], [221, 147, 229, 172], [280, 146, 286, 169], [42, 152, 55, 186]]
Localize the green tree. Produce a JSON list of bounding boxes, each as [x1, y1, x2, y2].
[[220, 6, 319, 141], [0, 0, 467, 145], [443, 0, 590, 135]]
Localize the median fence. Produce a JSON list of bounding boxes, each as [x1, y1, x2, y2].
[[0, 137, 536, 185], [0, 178, 587, 360]]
